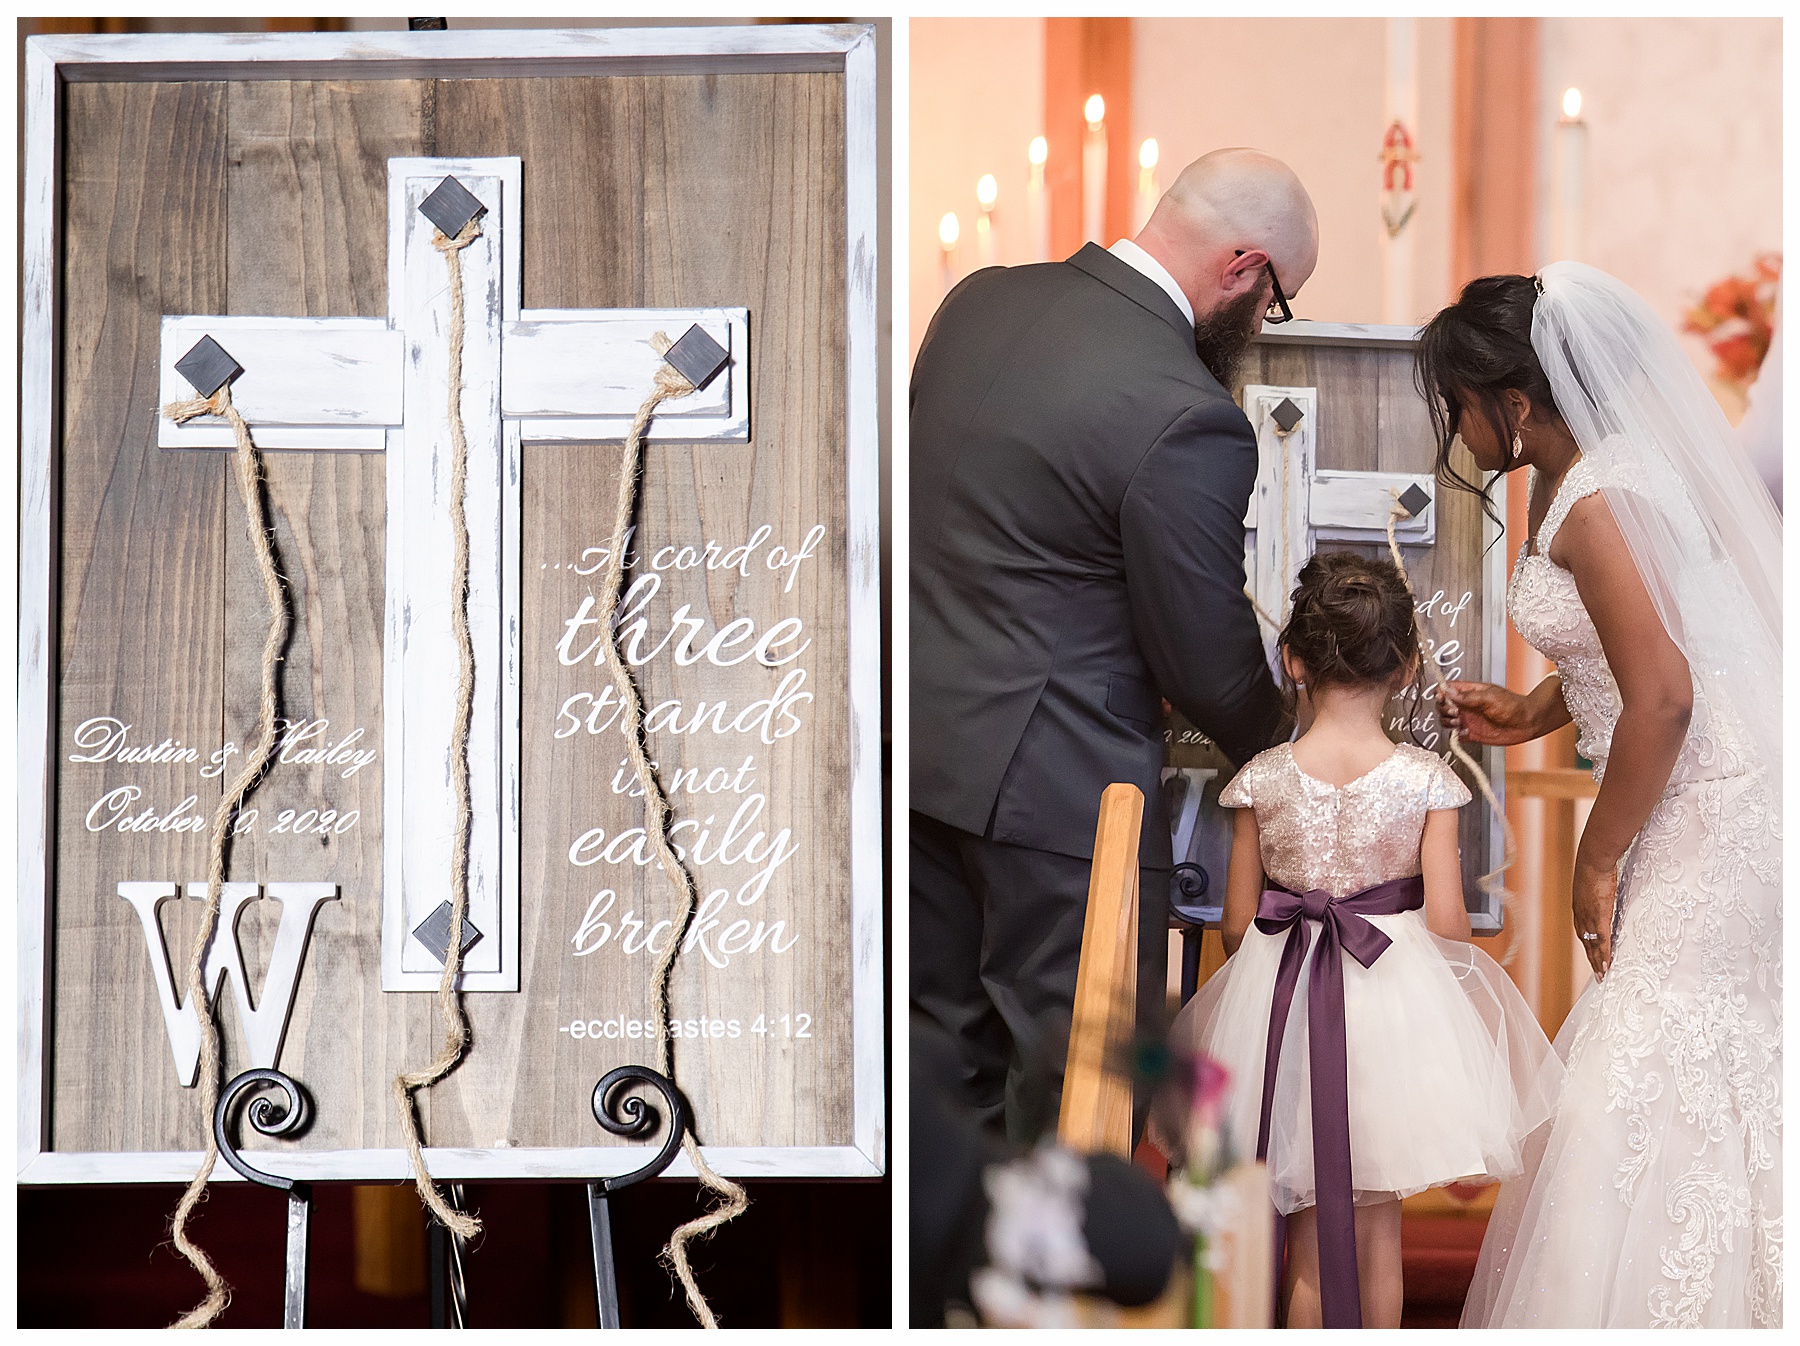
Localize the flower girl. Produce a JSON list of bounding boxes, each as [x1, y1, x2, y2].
[[1169, 553, 1561, 1328]]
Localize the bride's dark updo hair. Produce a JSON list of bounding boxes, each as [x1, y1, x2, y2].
[[1415, 274, 1560, 526], [1278, 552, 1418, 701]]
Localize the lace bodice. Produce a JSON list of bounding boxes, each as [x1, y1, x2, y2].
[[1220, 742, 1470, 898], [1506, 457, 1756, 784]]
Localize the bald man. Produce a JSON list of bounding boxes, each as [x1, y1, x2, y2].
[[911, 149, 1315, 1141]]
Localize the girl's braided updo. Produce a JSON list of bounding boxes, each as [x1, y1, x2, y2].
[[1278, 552, 1419, 702]]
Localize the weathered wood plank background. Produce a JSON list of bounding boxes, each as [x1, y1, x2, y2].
[[51, 72, 850, 1156], [1162, 340, 1495, 908]]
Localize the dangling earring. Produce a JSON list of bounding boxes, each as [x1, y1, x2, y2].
[[1511, 431, 1524, 461]]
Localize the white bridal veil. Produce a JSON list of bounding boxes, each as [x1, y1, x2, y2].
[[1531, 261, 1783, 780]]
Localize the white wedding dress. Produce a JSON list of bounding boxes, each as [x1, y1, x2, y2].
[[1461, 454, 1783, 1327]]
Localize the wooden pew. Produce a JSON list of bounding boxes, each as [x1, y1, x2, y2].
[[1058, 783, 1144, 1159], [1056, 782, 1272, 1328]]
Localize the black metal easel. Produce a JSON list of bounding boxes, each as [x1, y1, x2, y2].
[[1171, 861, 1212, 1005], [213, 1068, 314, 1329], [586, 1066, 690, 1328]]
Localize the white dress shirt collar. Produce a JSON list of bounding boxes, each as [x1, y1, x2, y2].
[[1108, 237, 1195, 328]]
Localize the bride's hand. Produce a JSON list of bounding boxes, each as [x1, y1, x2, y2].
[[1572, 859, 1617, 980], [1439, 681, 1541, 745]]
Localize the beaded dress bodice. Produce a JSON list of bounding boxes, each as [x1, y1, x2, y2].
[[1505, 457, 1755, 785]]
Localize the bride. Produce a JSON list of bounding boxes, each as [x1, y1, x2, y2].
[[1415, 263, 1781, 1327]]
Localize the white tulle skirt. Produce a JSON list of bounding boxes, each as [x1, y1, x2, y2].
[[1170, 909, 1563, 1216]]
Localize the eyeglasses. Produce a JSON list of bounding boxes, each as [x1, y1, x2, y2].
[[1235, 249, 1295, 324]]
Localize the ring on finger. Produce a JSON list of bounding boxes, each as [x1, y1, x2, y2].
[[1579, 932, 1599, 943]]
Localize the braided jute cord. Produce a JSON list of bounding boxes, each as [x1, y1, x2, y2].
[[595, 332, 750, 1329], [1384, 494, 1523, 963], [388, 216, 486, 1244], [160, 384, 291, 1329]]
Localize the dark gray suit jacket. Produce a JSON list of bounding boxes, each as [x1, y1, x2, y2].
[[911, 243, 1287, 865]]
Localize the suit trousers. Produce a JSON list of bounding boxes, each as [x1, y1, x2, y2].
[[910, 810, 1171, 1146]]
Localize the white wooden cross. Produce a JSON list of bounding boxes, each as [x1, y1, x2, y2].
[[1241, 383, 1434, 665], [158, 156, 750, 993]]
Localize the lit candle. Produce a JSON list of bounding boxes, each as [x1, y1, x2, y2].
[[1552, 87, 1587, 263], [1027, 136, 1049, 262], [1135, 138, 1159, 233], [1082, 95, 1107, 245], [1381, 16, 1418, 324], [976, 173, 998, 268], [939, 211, 960, 298]]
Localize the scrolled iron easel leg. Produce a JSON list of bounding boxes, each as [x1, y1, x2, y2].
[[213, 1068, 314, 1329], [283, 1189, 310, 1329], [429, 1185, 470, 1328], [1170, 861, 1212, 1007], [586, 1065, 691, 1329], [1181, 926, 1203, 1006], [429, 1221, 447, 1328], [588, 1183, 622, 1328]]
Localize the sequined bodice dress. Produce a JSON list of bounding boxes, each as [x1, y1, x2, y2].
[[1166, 743, 1561, 1220]]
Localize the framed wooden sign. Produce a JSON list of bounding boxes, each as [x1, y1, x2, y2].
[[1163, 322, 1508, 933], [20, 25, 883, 1184]]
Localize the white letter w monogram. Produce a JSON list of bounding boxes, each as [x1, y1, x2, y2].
[[118, 882, 338, 1088]]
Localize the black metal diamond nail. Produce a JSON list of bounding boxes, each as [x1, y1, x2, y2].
[[418, 175, 487, 240], [1270, 397, 1304, 433], [662, 324, 730, 390], [175, 335, 243, 398], [1398, 483, 1432, 518], [411, 900, 483, 965]]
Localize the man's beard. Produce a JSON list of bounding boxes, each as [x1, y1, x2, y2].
[[1192, 287, 1266, 387]]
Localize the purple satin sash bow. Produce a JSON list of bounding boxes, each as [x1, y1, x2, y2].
[[1253, 874, 1425, 1329]]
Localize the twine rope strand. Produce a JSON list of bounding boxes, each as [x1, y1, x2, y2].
[[389, 216, 484, 1243], [1276, 422, 1296, 624], [160, 383, 291, 1329], [595, 333, 749, 1329], [1384, 493, 1523, 963]]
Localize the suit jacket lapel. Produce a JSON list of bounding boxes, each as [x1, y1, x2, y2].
[[1067, 242, 1196, 347]]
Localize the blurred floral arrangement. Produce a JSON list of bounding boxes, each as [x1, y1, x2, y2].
[[968, 1143, 1104, 1328], [1163, 1049, 1239, 1327], [969, 1036, 1271, 1327], [1683, 253, 1781, 390]]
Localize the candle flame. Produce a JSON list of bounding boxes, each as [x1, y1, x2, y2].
[[977, 174, 998, 209], [1562, 87, 1582, 119], [939, 212, 960, 250], [1084, 95, 1105, 128], [1028, 135, 1048, 166], [1139, 138, 1159, 170]]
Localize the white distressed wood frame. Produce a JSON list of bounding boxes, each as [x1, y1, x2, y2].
[[20, 24, 884, 1184], [1480, 492, 1509, 934], [1254, 318, 1423, 350]]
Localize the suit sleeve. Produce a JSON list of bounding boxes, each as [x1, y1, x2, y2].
[[1121, 398, 1289, 766]]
